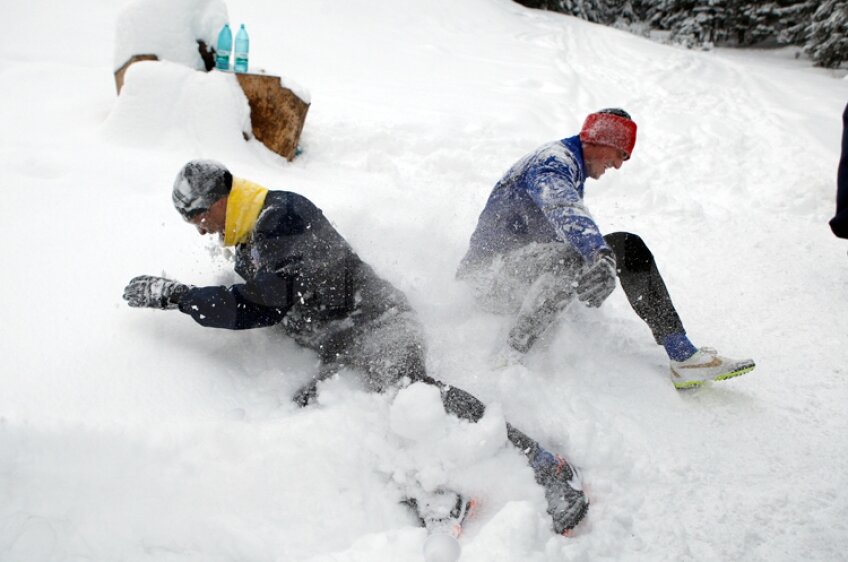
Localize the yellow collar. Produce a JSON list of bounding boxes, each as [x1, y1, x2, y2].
[[224, 177, 269, 247]]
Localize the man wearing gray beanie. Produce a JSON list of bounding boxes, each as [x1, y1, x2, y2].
[[123, 159, 590, 538]]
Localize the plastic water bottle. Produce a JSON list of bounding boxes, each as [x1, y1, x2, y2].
[[215, 24, 232, 71], [234, 24, 249, 73]]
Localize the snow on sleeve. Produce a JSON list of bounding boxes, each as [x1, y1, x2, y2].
[[113, 0, 228, 71], [524, 144, 608, 262]]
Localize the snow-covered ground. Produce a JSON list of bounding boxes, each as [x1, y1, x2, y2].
[[2, 0, 848, 560]]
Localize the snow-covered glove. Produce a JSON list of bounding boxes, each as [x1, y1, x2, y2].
[[575, 250, 617, 308], [123, 275, 189, 310]]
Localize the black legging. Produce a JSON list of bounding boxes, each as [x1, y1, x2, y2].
[[295, 347, 542, 459], [418, 374, 539, 454], [604, 231, 686, 343]]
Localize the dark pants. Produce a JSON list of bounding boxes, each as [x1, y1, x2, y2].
[[292, 306, 542, 458], [604, 231, 686, 344], [289, 262, 584, 529], [830, 102, 848, 238]]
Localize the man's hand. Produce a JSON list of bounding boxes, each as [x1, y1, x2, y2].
[[575, 250, 617, 308], [123, 275, 189, 310]]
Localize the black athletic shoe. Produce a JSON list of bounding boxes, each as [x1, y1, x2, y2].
[[530, 447, 589, 534]]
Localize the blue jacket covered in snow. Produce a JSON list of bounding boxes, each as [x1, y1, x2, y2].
[[458, 135, 609, 274]]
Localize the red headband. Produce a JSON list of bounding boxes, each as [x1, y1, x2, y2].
[[579, 112, 637, 159]]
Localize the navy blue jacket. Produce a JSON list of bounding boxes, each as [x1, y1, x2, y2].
[[830, 102, 848, 239], [458, 135, 609, 274], [178, 191, 408, 347]]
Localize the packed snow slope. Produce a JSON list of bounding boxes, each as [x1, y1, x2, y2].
[[2, 0, 848, 560]]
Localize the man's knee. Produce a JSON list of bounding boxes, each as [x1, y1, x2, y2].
[[463, 243, 582, 316], [365, 314, 429, 390], [518, 243, 582, 275], [604, 231, 653, 274], [396, 344, 428, 383]]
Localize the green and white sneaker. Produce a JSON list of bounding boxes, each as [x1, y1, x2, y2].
[[670, 347, 755, 389]]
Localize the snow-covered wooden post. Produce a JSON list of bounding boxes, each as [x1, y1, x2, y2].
[[114, 54, 159, 94], [114, 58, 310, 161], [235, 73, 309, 161], [112, 0, 309, 161]]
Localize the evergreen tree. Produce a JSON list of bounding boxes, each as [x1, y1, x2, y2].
[[805, 0, 848, 68], [556, 0, 608, 23], [641, 0, 691, 33], [735, 1, 779, 45], [642, 0, 724, 48], [774, 0, 821, 45], [513, 0, 637, 24], [512, 0, 847, 67], [648, 0, 788, 48]]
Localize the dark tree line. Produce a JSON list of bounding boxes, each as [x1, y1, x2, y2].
[[514, 0, 848, 68]]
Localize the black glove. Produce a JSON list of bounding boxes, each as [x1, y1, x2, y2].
[[123, 275, 189, 310], [575, 250, 617, 308]]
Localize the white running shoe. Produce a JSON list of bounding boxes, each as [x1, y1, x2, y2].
[[670, 347, 755, 389]]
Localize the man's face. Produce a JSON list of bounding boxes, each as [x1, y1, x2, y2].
[[584, 144, 628, 180], [188, 198, 227, 236]]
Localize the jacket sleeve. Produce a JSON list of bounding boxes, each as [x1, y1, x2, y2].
[[524, 151, 610, 262], [177, 270, 292, 330]]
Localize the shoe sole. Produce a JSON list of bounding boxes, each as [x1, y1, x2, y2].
[[560, 497, 590, 536], [673, 363, 756, 390]]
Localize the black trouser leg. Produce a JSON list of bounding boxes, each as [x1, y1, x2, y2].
[[417, 374, 539, 458], [604, 231, 686, 344], [292, 363, 340, 407], [292, 310, 542, 459]]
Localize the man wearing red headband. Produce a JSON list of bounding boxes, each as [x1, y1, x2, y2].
[[458, 108, 755, 389]]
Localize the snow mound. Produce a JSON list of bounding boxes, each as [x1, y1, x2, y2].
[[102, 60, 253, 156]]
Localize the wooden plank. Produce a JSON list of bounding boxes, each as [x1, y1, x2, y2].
[[236, 73, 310, 161]]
